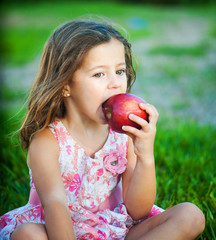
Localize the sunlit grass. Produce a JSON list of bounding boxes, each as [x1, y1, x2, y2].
[[155, 119, 216, 240], [1, 27, 51, 66], [148, 42, 210, 57], [1, 1, 216, 65]]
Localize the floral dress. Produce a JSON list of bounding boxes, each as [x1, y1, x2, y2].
[[0, 119, 164, 239]]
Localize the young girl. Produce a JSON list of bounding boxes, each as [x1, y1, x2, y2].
[[0, 19, 205, 240]]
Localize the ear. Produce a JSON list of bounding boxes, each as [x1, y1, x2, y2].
[[62, 84, 71, 97]]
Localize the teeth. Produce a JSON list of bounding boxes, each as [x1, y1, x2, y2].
[[105, 110, 112, 120], [102, 101, 112, 120]]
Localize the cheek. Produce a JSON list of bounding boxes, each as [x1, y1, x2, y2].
[[84, 85, 102, 102], [122, 77, 128, 92]]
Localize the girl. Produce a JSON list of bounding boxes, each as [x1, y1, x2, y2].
[[0, 19, 205, 240]]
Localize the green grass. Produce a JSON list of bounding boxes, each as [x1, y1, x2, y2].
[[1, 27, 52, 65], [0, 102, 29, 214], [209, 25, 216, 38], [1, 85, 27, 101], [1, 1, 216, 65], [148, 43, 210, 57], [172, 98, 190, 110], [155, 119, 216, 240]]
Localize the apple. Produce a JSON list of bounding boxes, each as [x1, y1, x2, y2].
[[102, 93, 149, 133]]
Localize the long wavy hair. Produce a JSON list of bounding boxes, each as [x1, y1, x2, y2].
[[20, 19, 136, 150]]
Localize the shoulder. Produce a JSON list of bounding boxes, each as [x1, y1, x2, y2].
[[27, 128, 67, 207], [28, 128, 59, 168], [30, 128, 58, 150]]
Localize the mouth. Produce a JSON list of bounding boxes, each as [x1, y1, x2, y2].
[[102, 99, 112, 121], [102, 98, 108, 110]]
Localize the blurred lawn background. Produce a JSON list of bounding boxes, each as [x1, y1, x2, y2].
[[0, 0, 216, 239]]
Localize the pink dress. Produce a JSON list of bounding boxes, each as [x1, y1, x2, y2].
[[0, 119, 164, 239]]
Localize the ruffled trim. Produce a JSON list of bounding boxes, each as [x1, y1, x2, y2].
[[0, 204, 44, 240], [0, 203, 164, 240], [69, 203, 133, 239]]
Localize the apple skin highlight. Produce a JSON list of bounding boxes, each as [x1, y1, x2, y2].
[[102, 93, 149, 134]]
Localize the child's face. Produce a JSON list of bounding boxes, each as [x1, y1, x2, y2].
[[68, 38, 127, 124]]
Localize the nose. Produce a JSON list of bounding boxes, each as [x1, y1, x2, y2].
[[108, 74, 121, 89]]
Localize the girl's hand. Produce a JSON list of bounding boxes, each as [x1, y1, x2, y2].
[[122, 103, 159, 161]]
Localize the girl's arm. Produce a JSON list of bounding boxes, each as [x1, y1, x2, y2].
[[28, 128, 75, 240], [122, 103, 159, 220]]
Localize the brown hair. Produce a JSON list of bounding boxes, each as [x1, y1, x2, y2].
[[20, 19, 136, 150]]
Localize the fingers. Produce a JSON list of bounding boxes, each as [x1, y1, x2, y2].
[[122, 117, 149, 136], [139, 103, 159, 124], [122, 103, 159, 135], [129, 113, 150, 132], [122, 125, 141, 138]]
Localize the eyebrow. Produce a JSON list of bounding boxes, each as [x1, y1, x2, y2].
[[87, 62, 126, 72]]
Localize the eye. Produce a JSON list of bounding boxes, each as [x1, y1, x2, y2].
[[116, 69, 126, 75], [94, 72, 104, 78]]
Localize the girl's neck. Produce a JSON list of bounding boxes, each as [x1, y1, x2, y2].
[[61, 115, 109, 158], [62, 111, 104, 135]]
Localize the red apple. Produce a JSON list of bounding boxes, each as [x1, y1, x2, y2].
[[102, 93, 149, 133]]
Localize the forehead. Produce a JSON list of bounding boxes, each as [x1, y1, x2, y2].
[[81, 38, 125, 68]]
